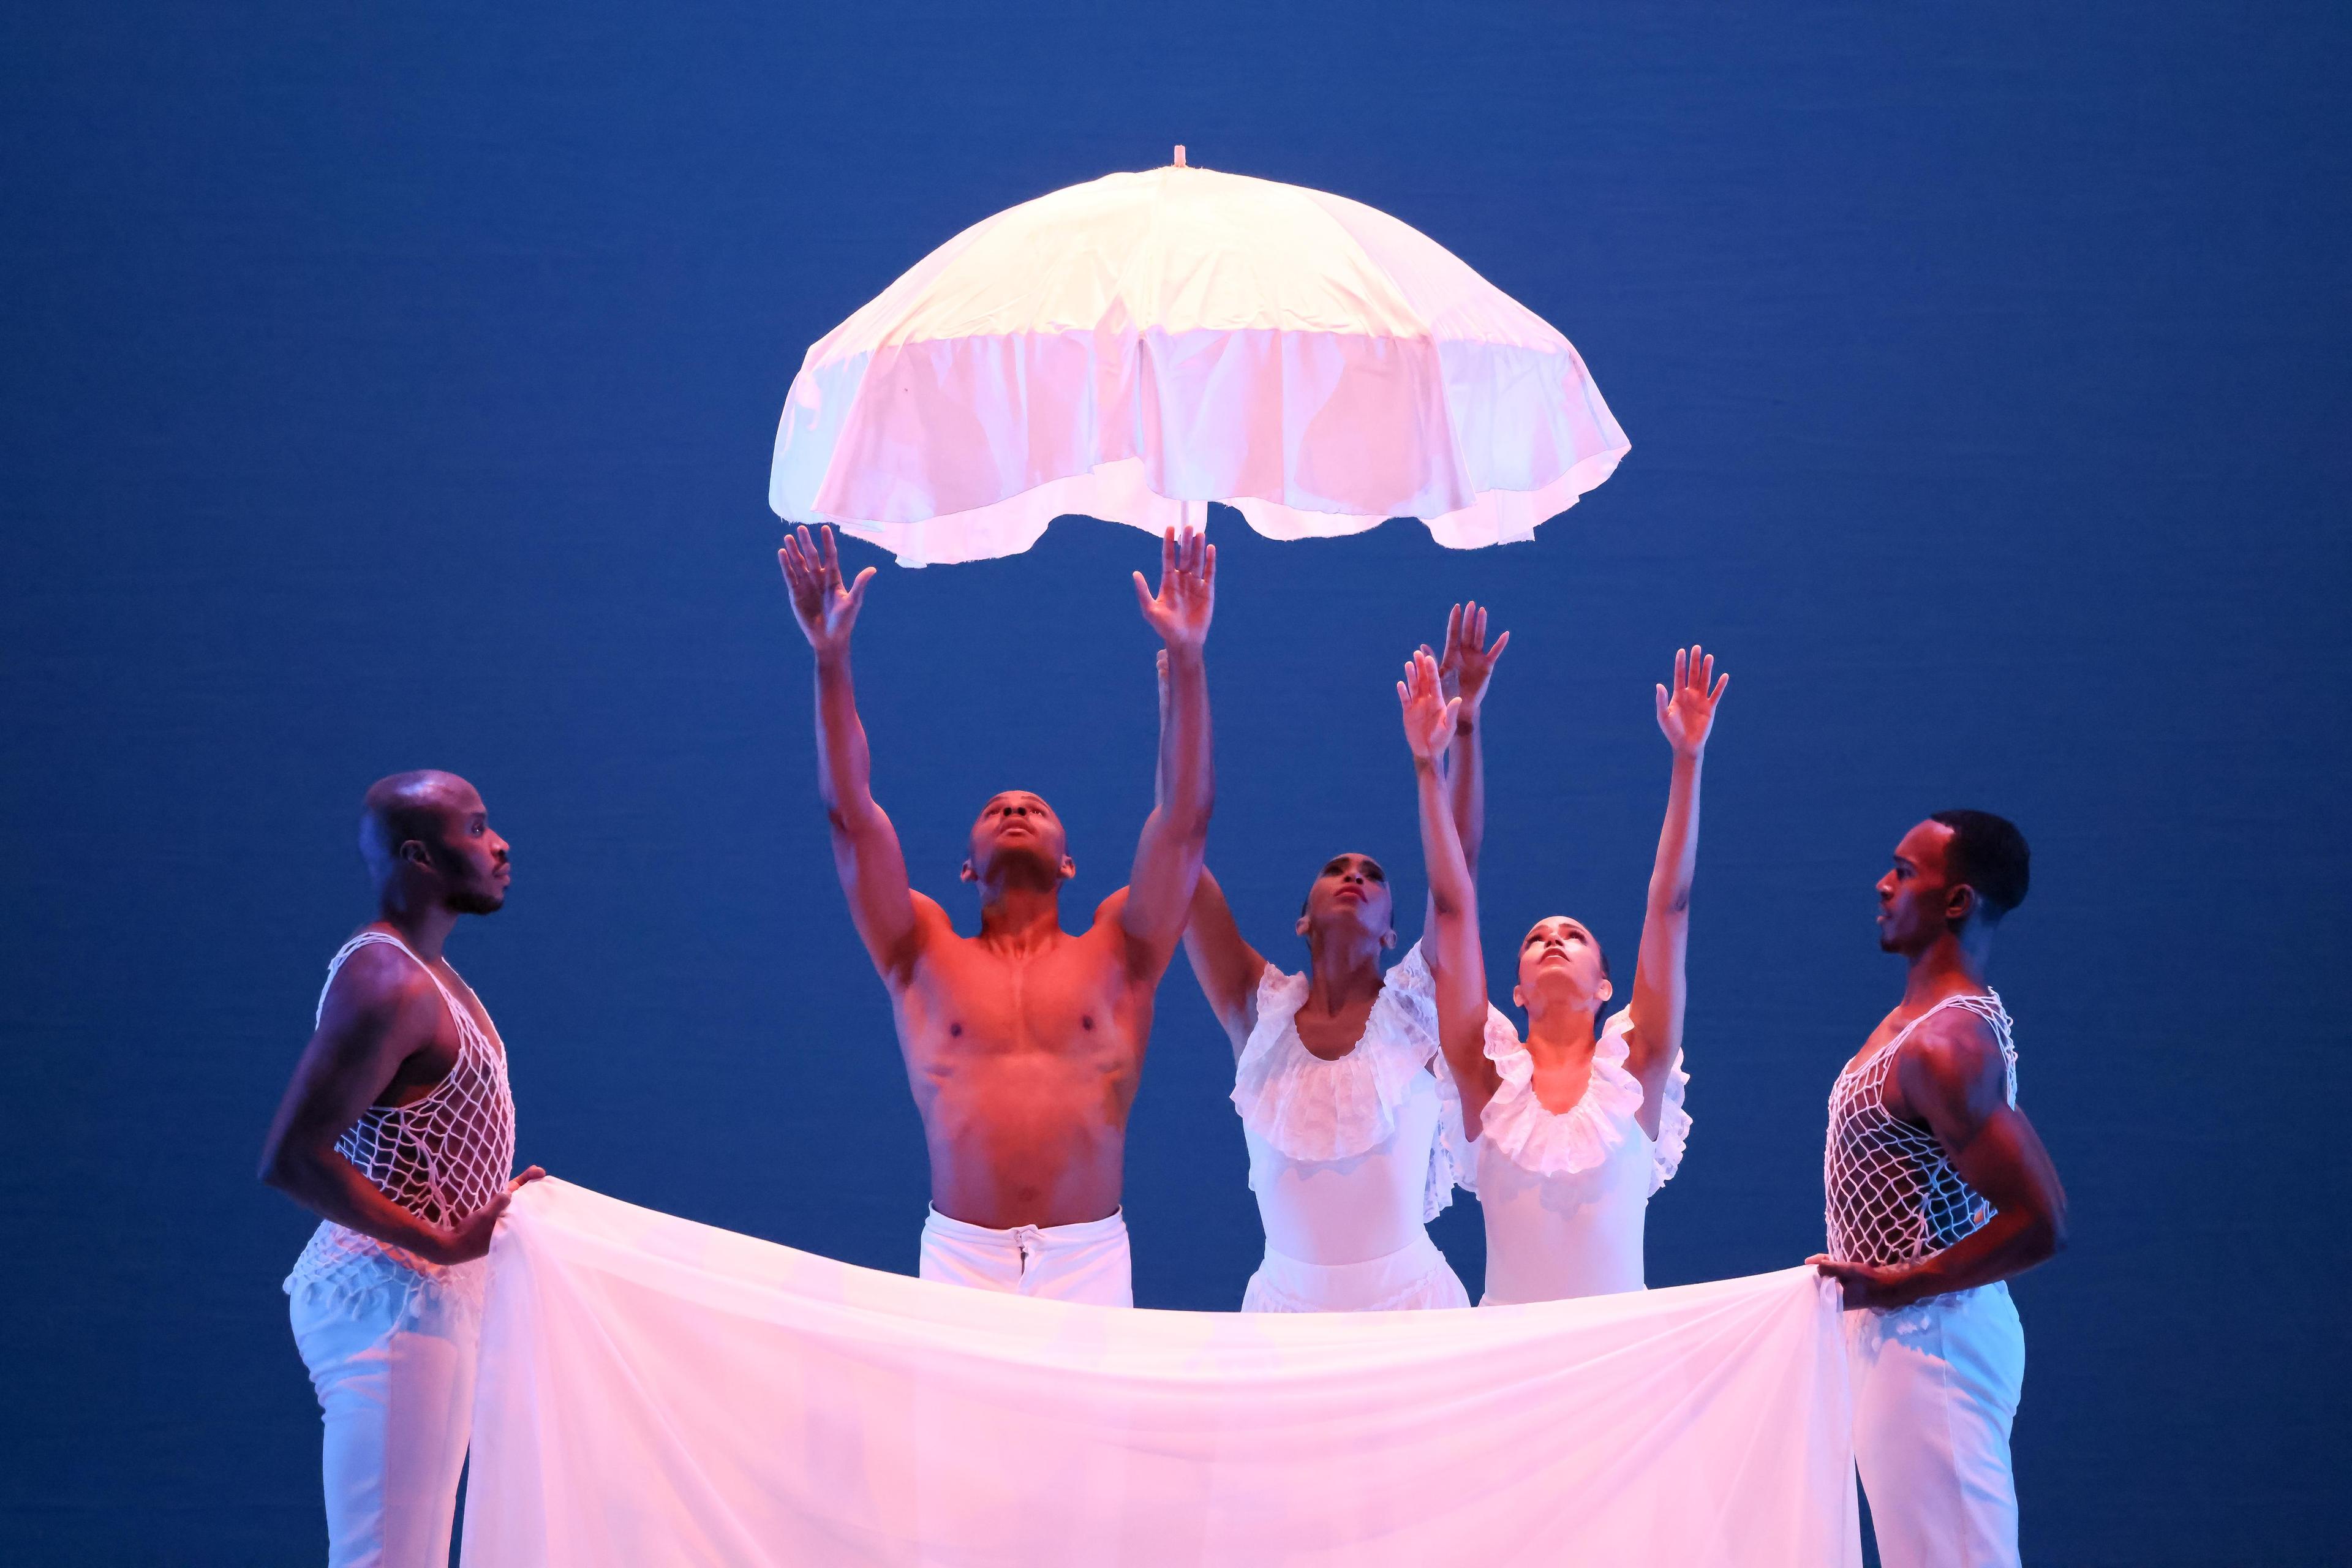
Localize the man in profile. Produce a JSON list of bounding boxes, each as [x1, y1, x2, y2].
[[1812, 810, 2069, 1568], [260, 771, 541, 1567], [777, 522, 1215, 1306]]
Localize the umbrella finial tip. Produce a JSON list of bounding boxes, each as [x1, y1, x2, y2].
[[1173, 144, 1186, 167]]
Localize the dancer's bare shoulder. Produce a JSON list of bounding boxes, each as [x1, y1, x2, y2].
[[323, 939, 434, 1016], [1085, 886, 1161, 978], [891, 895, 1144, 1012], [872, 889, 959, 986], [312, 942, 455, 1101], [909, 886, 1158, 982], [1887, 1007, 2005, 1124]]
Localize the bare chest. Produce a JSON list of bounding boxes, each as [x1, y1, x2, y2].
[[429, 965, 505, 1057], [1839, 1012, 1920, 1119], [380, 965, 505, 1106], [902, 937, 1140, 1073]]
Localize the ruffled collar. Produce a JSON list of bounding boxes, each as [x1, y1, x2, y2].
[[1474, 1009, 1691, 1196], [1231, 940, 1442, 1165]]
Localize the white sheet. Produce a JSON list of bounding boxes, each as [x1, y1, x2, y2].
[[462, 1180, 1860, 1567]]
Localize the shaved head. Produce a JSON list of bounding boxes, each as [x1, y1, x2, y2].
[[356, 770, 509, 916], [360, 771, 477, 876]]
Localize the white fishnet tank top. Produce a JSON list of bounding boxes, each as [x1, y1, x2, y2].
[[283, 930, 516, 1306], [1824, 991, 2017, 1268]]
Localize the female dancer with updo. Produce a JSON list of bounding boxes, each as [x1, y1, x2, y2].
[[1401, 643, 1726, 1303]]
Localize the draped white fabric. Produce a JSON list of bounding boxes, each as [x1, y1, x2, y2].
[[769, 164, 1629, 565], [463, 1182, 1858, 1566]]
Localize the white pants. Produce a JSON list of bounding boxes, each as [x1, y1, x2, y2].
[[918, 1206, 1134, 1306], [1241, 1231, 1471, 1313], [290, 1278, 481, 1568], [1845, 1281, 2026, 1568]]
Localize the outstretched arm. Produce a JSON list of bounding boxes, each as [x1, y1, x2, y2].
[[780, 525, 926, 984], [1436, 601, 1508, 875], [1159, 652, 1262, 1055], [1120, 527, 1216, 975], [1180, 868, 1265, 1057], [1811, 1014, 2069, 1307], [259, 950, 543, 1265], [1401, 650, 1501, 1129], [1624, 646, 1727, 1120], [1417, 603, 1509, 948]]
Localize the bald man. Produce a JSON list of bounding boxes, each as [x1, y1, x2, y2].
[[261, 771, 541, 1568], [777, 523, 1215, 1306]]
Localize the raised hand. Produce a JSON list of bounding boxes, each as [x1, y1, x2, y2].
[[1133, 526, 1216, 650], [1431, 600, 1510, 717], [1655, 644, 1730, 757], [778, 524, 877, 658], [1397, 648, 1461, 764]]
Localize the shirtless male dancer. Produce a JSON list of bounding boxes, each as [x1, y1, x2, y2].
[[777, 522, 1214, 1306], [1809, 811, 2069, 1568], [260, 771, 542, 1568]]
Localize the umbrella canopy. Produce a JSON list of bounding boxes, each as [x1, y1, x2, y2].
[[771, 155, 1629, 566]]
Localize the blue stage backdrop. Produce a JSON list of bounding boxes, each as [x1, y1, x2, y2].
[[4, 4, 2345, 1563]]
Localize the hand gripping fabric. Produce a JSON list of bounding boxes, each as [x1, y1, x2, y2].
[[283, 931, 518, 1310], [1823, 992, 2018, 1270]]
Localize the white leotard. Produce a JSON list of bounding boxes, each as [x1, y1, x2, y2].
[[1467, 1007, 1691, 1305], [1231, 941, 1461, 1269]]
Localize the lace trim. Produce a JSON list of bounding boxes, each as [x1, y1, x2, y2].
[[1232, 941, 1452, 1215], [1469, 1009, 1692, 1196], [1650, 1053, 1693, 1197], [1424, 1058, 1465, 1222]]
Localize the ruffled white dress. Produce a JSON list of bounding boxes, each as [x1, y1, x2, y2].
[[1231, 942, 1471, 1312], [1465, 1007, 1691, 1305]]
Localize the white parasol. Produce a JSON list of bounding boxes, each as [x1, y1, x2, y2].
[[771, 148, 1629, 566]]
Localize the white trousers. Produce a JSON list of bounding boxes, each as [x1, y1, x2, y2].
[[1845, 1281, 2026, 1568], [918, 1205, 1134, 1306], [290, 1278, 481, 1568], [1242, 1231, 1471, 1313]]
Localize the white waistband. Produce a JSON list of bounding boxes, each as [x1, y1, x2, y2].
[[1858, 1277, 2015, 1320], [1251, 1232, 1450, 1310], [923, 1206, 1128, 1248]]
